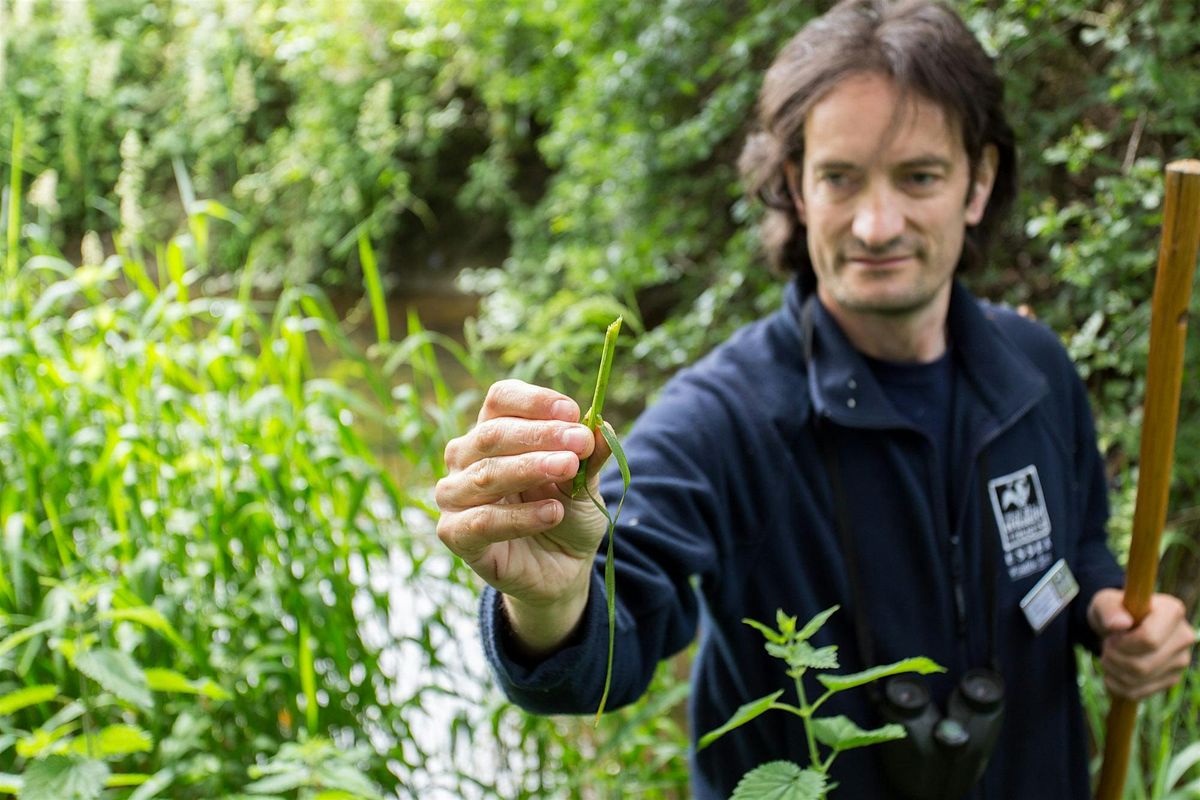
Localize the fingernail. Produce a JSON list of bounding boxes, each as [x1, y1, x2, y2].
[[561, 427, 591, 452], [545, 452, 576, 476], [538, 502, 560, 524], [551, 399, 577, 421]]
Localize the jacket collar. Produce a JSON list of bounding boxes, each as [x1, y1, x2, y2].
[[784, 279, 1048, 430]]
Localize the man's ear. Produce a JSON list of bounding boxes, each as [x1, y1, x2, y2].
[[965, 144, 999, 226], [784, 161, 806, 225]]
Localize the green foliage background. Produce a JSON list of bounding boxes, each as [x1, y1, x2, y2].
[[1, 0, 1199, 797]]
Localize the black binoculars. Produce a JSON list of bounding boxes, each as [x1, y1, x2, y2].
[[876, 668, 1005, 799]]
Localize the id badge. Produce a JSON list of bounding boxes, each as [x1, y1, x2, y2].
[[1020, 558, 1079, 634]]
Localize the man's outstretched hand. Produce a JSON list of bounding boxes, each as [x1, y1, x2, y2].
[[435, 379, 612, 657]]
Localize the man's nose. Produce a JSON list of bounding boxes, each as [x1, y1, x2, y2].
[[850, 185, 905, 247]]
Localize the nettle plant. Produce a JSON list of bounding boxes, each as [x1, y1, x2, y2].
[[699, 606, 943, 799], [0, 579, 231, 799]]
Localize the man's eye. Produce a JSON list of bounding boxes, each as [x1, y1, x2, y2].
[[906, 172, 941, 188], [823, 172, 852, 188]]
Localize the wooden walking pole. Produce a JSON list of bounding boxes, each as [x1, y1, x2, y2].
[[1095, 160, 1200, 800]]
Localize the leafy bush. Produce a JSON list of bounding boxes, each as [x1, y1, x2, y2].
[[0, 205, 410, 795], [0, 0, 499, 285]]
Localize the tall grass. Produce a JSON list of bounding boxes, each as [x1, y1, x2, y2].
[[0, 176, 416, 797], [0, 130, 693, 799]]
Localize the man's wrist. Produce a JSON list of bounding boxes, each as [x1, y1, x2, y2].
[[501, 578, 592, 662]]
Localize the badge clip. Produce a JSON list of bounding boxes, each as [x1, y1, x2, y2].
[[1019, 558, 1079, 634]]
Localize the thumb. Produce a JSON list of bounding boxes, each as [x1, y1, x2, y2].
[[1089, 588, 1135, 636]]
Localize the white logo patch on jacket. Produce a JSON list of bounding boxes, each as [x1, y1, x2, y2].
[[987, 465, 1054, 580]]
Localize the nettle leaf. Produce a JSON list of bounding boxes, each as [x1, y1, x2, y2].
[[810, 715, 906, 752], [311, 763, 384, 799], [21, 755, 111, 800], [795, 605, 839, 643], [731, 761, 828, 800], [0, 618, 59, 658], [0, 684, 58, 716], [698, 690, 784, 750], [67, 724, 153, 758], [744, 617, 787, 645], [767, 641, 838, 672], [74, 649, 153, 709], [18, 723, 79, 759], [127, 768, 175, 800], [145, 667, 232, 701], [817, 657, 944, 693], [243, 770, 309, 793], [100, 607, 188, 652]]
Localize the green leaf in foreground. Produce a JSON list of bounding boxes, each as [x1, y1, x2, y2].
[[572, 316, 622, 497], [243, 770, 308, 793], [66, 724, 153, 758], [810, 715, 906, 753], [126, 768, 176, 800], [590, 419, 631, 726], [570, 316, 629, 726], [698, 690, 785, 750], [20, 755, 111, 800], [744, 617, 788, 645], [795, 605, 840, 643], [0, 618, 59, 658], [144, 667, 232, 700], [731, 761, 828, 800], [816, 657, 945, 693], [0, 684, 58, 716], [0, 773, 23, 794], [100, 607, 189, 652], [767, 640, 839, 673], [1165, 742, 1200, 788], [74, 649, 153, 709]]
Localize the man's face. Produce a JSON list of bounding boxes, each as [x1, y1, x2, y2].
[[790, 72, 996, 322]]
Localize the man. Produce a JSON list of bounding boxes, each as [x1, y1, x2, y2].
[[435, 1, 1196, 797]]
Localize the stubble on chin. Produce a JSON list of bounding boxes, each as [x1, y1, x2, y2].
[[825, 266, 947, 319]]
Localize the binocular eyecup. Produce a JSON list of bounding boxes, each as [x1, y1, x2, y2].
[[876, 669, 1005, 800]]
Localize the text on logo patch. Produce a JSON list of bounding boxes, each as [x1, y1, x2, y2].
[[987, 465, 1053, 580]]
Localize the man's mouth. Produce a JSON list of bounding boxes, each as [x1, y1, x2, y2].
[[843, 254, 915, 268]]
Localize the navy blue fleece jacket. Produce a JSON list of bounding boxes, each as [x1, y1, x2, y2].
[[481, 280, 1123, 799]]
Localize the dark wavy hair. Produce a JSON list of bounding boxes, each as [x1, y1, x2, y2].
[[738, 0, 1018, 293]]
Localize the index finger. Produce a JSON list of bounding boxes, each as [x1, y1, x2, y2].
[[479, 379, 580, 424]]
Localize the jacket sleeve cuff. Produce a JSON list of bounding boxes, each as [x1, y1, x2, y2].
[[480, 572, 608, 698]]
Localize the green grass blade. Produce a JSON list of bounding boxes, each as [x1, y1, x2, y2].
[[5, 113, 23, 288], [299, 620, 318, 734], [573, 317, 621, 497], [591, 419, 630, 726], [0, 685, 59, 717], [358, 231, 389, 346]]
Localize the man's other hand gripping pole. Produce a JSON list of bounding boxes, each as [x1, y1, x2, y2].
[[1096, 160, 1200, 800]]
